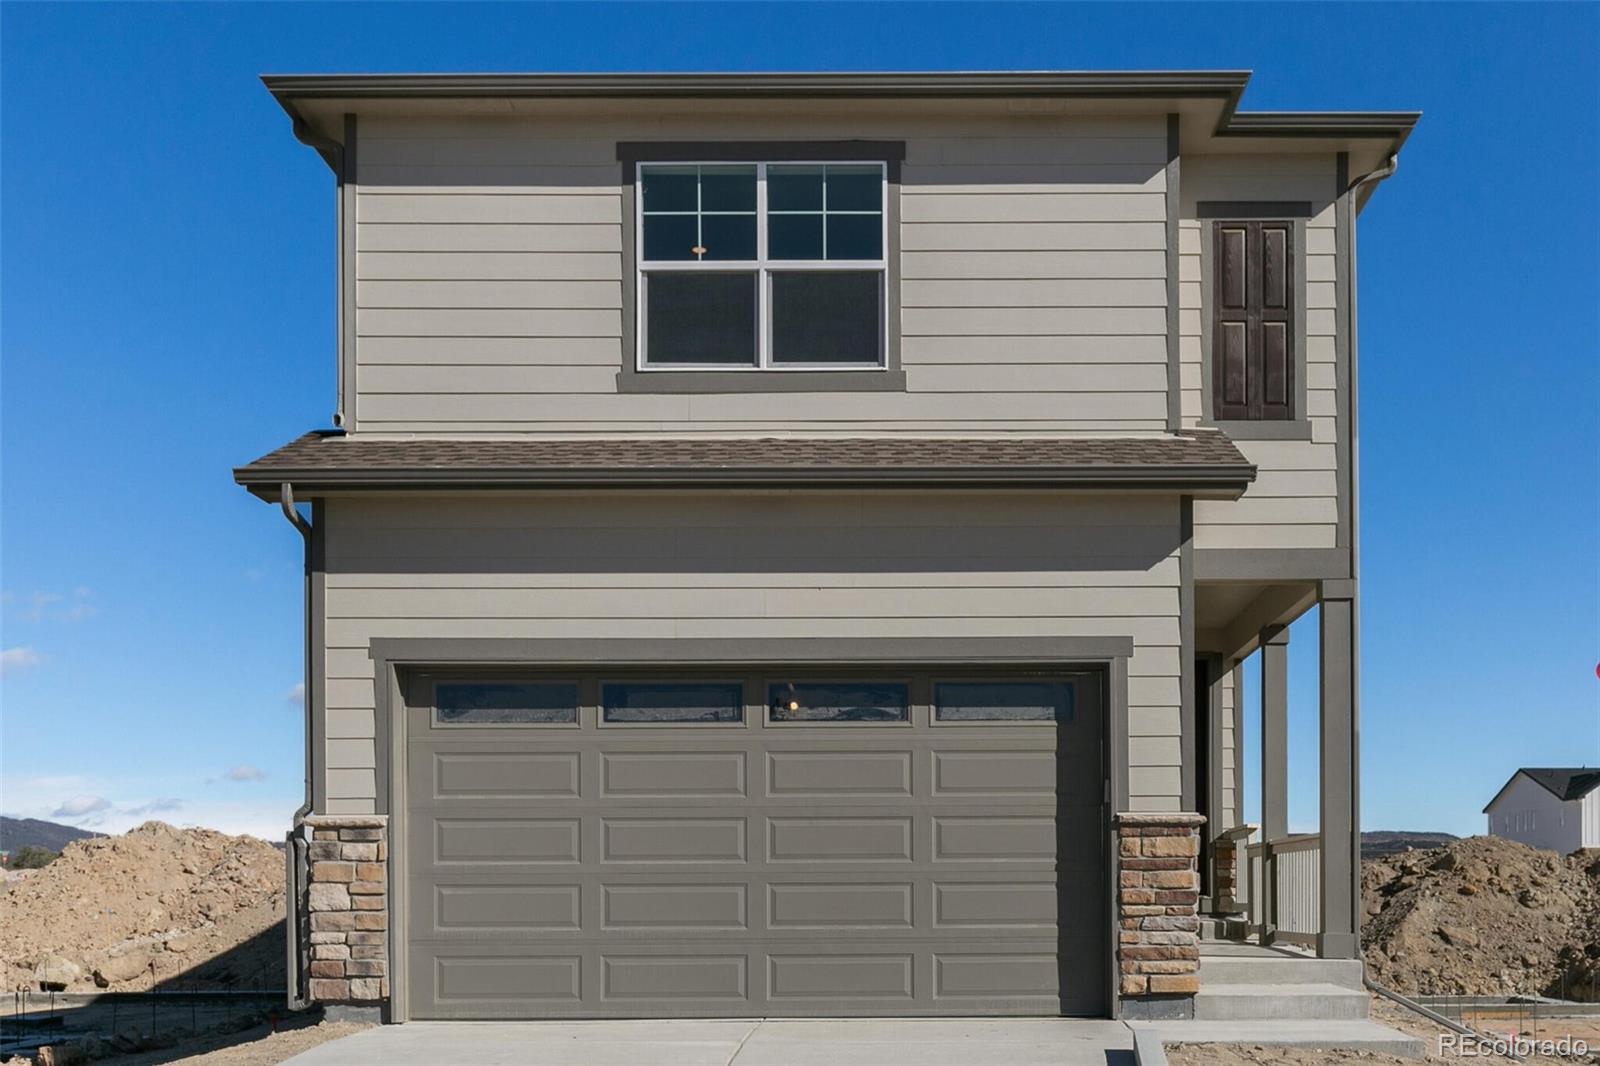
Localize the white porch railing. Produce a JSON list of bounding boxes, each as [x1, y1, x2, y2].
[[1242, 833, 1322, 948]]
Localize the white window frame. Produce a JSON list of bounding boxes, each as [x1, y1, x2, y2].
[[634, 160, 888, 372]]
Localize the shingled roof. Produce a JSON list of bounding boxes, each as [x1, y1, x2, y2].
[[234, 431, 1255, 496], [1484, 768, 1600, 812]]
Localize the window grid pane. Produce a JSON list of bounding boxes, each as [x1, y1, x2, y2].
[[638, 161, 885, 369], [436, 682, 579, 726], [768, 681, 909, 723]]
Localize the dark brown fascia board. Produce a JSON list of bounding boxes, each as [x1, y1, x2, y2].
[[261, 69, 1253, 101], [235, 464, 1255, 497], [1216, 110, 1421, 152]]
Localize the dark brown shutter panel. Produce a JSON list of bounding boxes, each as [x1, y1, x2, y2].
[[1212, 220, 1295, 421]]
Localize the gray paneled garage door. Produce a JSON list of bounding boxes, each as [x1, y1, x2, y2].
[[402, 668, 1106, 1019]]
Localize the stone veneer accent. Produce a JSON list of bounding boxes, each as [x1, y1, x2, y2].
[[300, 815, 388, 1006], [1116, 812, 1204, 1015]]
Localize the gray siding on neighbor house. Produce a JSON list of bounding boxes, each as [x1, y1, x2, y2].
[[1179, 155, 1342, 550], [316, 492, 1186, 815], [351, 111, 1170, 434]]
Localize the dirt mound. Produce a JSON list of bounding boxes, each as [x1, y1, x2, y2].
[[1362, 835, 1600, 999], [0, 821, 286, 993]]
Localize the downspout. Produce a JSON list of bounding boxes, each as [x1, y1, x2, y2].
[[279, 483, 314, 1011], [289, 115, 349, 430]]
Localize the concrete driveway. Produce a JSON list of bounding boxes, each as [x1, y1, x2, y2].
[[281, 1018, 1138, 1065]]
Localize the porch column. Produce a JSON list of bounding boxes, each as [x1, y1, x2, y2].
[[1318, 591, 1360, 959], [1259, 626, 1289, 841]]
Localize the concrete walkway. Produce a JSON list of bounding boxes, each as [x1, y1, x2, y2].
[[281, 1018, 1138, 1065]]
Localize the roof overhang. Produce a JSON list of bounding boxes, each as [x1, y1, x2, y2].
[[235, 432, 1257, 499], [263, 69, 1417, 179]]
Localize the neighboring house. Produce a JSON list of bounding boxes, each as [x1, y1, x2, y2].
[[1484, 768, 1600, 854], [235, 70, 1416, 1024]]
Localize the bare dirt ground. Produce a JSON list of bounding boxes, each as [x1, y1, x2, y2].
[[98, 1018, 371, 1066], [1, 822, 285, 994], [1363, 837, 1600, 1000]]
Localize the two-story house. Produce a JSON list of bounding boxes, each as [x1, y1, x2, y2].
[[235, 70, 1416, 1024]]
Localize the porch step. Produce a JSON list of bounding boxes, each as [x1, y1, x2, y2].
[[1136, 1020, 1426, 1059], [1198, 916, 1251, 942], [1193, 984, 1370, 1021], [1200, 953, 1365, 990]]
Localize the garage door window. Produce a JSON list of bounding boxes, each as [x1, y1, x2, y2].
[[434, 681, 579, 726], [768, 680, 909, 723], [934, 681, 1075, 723], [601, 681, 744, 724]]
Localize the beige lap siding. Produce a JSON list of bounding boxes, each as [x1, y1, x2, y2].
[[1179, 154, 1342, 550], [317, 492, 1186, 815], [352, 109, 1169, 435]]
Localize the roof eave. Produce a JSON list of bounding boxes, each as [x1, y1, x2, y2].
[[236, 464, 1256, 498], [261, 69, 1254, 101]]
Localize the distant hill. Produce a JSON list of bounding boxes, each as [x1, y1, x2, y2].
[[0, 816, 104, 855], [1361, 830, 1459, 859]]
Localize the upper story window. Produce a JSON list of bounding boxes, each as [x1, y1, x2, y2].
[[1212, 219, 1296, 421], [637, 162, 887, 370]]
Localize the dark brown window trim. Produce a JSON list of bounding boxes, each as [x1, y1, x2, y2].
[[616, 140, 906, 395]]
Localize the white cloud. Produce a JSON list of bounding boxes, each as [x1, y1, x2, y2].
[[13, 588, 96, 624], [122, 797, 184, 817], [1, 646, 42, 677], [53, 794, 113, 818], [223, 764, 268, 783], [286, 681, 305, 706]]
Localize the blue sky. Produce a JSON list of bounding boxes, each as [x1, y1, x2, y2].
[[1, 3, 1595, 840]]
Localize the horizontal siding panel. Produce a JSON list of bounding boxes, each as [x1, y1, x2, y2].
[[357, 222, 621, 253], [358, 336, 622, 366], [901, 250, 1166, 280], [908, 362, 1167, 394], [903, 335, 1167, 364], [359, 364, 617, 395], [358, 251, 620, 281], [1198, 497, 1339, 525], [355, 308, 619, 338], [325, 614, 1183, 651], [357, 165, 621, 191], [899, 191, 1164, 223], [356, 280, 621, 310], [1247, 470, 1339, 498], [354, 390, 1168, 423], [328, 562, 1181, 590], [326, 768, 377, 801], [1129, 736, 1182, 767], [1192, 523, 1337, 550], [904, 137, 1167, 167], [1236, 440, 1338, 472], [901, 278, 1167, 309], [1128, 766, 1182, 799], [358, 137, 618, 167], [1127, 707, 1181, 739], [327, 739, 376, 769], [357, 192, 621, 224], [326, 585, 1179, 620], [326, 709, 375, 739], [900, 166, 1165, 193], [902, 221, 1165, 252], [903, 306, 1164, 336]]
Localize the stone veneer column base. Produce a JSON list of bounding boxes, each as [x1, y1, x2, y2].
[[1116, 812, 1204, 1020], [299, 815, 389, 1012]]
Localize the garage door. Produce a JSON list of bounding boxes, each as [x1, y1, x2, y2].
[[403, 667, 1106, 1018]]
